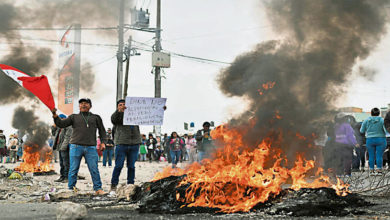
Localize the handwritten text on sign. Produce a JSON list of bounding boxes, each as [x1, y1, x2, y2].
[[123, 97, 167, 125]]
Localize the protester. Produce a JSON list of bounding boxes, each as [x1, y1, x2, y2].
[[97, 136, 103, 162], [52, 98, 107, 195], [0, 130, 6, 163], [333, 113, 357, 177], [51, 114, 73, 183], [103, 128, 115, 167], [7, 134, 19, 163], [155, 137, 163, 161], [146, 134, 157, 162], [186, 133, 197, 164], [196, 121, 215, 162], [110, 99, 142, 191], [139, 134, 147, 161], [169, 132, 184, 168], [361, 108, 387, 175], [16, 133, 23, 162], [352, 121, 366, 172], [162, 133, 171, 163]]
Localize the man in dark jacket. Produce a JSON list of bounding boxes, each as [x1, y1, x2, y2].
[[52, 98, 107, 195], [110, 99, 142, 191], [0, 130, 6, 163], [196, 121, 215, 162], [103, 128, 115, 167], [146, 134, 157, 162], [52, 114, 73, 183]]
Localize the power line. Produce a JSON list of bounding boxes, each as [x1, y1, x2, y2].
[[7, 36, 119, 47], [81, 55, 116, 71], [6, 27, 117, 31]]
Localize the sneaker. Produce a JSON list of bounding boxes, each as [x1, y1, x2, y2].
[[95, 189, 107, 195], [54, 177, 65, 182], [377, 169, 384, 175], [369, 170, 376, 176]]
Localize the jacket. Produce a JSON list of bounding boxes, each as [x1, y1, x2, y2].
[[8, 138, 19, 152], [0, 134, 6, 149], [383, 112, 390, 133], [54, 112, 107, 146], [334, 122, 357, 146], [146, 138, 157, 150], [169, 138, 185, 151], [51, 126, 73, 151], [111, 110, 142, 145], [196, 129, 215, 152], [360, 116, 386, 138]]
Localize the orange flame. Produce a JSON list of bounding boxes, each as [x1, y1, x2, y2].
[[153, 125, 350, 213], [15, 145, 54, 173], [258, 81, 276, 95]]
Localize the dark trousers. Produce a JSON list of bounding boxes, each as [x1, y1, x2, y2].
[[352, 145, 366, 169], [334, 143, 353, 175], [147, 149, 154, 161], [103, 147, 114, 166], [59, 150, 70, 178], [111, 144, 139, 185]]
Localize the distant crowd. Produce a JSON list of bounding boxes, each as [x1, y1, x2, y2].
[[322, 107, 390, 177]]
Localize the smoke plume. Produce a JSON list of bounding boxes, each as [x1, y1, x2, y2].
[[12, 106, 50, 147], [0, 0, 134, 103], [218, 0, 389, 156]]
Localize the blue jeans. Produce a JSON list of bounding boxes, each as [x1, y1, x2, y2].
[[69, 144, 102, 191], [170, 150, 181, 168], [140, 154, 147, 161], [111, 144, 139, 185], [103, 147, 114, 166], [366, 137, 387, 170]]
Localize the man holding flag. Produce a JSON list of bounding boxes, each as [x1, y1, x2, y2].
[[52, 98, 107, 195], [0, 65, 107, 194]]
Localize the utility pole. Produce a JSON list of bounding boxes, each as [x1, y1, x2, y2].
[[153, 0, 162, 136], [73, 24, 81, 114], [123, 35, 132, 98], [116, 0, 125, 102]]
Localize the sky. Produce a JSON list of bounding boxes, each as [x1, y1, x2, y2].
[[1, 0, 390, 139]]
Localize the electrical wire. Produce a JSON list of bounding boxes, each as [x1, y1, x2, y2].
[[6, 27, 117, 31]]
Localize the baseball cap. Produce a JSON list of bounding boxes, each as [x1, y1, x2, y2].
[[79, 98, 92, 106]]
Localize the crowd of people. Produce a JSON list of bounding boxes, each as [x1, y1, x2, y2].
[[323, 107, 390, 177], [48, 98, 216, 195], [8, 97, 390, 194], [0, 131, 24, 164]]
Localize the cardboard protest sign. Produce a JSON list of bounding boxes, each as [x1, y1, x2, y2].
[[123, 97, 167, 125]]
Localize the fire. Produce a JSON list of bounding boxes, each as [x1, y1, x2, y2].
[[153, 125, 350, 213], [258, 81, 276, 95], [15, 145, 54, 173]]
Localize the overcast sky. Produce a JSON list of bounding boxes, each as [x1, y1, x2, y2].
[[1, 0, 390, 138]]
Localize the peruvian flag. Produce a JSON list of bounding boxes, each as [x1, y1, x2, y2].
[[0, 64, 55, 110]]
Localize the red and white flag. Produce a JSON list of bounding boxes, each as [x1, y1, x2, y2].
[[0, 64, 55, 110]]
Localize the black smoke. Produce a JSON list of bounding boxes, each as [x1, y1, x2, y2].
[[12, 106, 50, 147], [0, 0, 134, 103], [217, 0, 389, 156]]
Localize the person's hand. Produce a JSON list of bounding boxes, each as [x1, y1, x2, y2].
[[100, 143, 106, 151], [52, 108, 58, 118], [355, 144, 360, 148]]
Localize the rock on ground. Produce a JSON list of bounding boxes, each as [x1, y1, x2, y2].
[[56, 202, 87, 220]]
